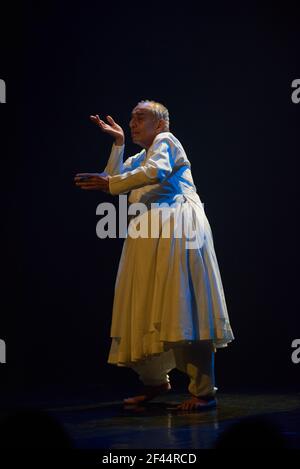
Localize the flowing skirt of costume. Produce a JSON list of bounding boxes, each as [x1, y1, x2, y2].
[[107, 193, 234, 366]]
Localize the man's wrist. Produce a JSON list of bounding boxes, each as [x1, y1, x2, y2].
[[114, 138, 124, 146]]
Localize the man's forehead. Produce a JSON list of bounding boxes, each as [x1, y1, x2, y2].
[[131, 105, 153, 116]]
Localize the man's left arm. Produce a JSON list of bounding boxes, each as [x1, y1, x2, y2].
[[108, 138, 174, 195]]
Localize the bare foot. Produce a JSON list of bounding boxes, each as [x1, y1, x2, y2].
[[176, 396, 217, 411], [123, 382, 171, 405]]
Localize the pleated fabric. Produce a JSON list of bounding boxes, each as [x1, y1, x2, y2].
[[108, 190, 234, 366]]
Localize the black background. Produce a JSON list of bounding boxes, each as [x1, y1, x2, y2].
[[0, 1, 299, 395]]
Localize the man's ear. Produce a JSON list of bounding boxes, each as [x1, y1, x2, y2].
[[156, 119, 165, 132]]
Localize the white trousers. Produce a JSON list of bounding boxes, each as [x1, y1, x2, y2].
[[130, 341, 216, 398]]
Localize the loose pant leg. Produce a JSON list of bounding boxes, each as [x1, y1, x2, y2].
[[172, 340, 216, 398], [130, 349, 176, 386]]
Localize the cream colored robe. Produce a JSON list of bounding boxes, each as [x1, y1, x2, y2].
[[103, 132, 234, 366]]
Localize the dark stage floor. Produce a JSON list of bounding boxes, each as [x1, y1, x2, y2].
[[47, 392, 300, 449], [2, 386, 298, 449]]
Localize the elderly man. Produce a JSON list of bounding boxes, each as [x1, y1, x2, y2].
[[75, 100, 234, 410]]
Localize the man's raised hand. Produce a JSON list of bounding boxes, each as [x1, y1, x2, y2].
[[90, 114, 124, 145]]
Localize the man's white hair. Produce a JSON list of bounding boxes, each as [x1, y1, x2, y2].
[[137, 99, 170, 131]]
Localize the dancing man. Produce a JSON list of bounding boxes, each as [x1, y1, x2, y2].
[[75, 100, 234, 410]]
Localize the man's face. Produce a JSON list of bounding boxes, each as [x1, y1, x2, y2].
[[129, 104, 162, 149]]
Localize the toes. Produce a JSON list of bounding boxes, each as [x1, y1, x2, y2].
[[176, 399, 203, 410], [124, 395, 148, 405]]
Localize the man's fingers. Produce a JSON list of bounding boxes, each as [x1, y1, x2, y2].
[[74, 175, 91, 180], [75, 182, 110, 192], [79, 184, 108, 191], [79, 183, 107, 187], [80, 185, 100, 190], [90, 115, 104, 127], [86, 177, 107, 182], [75, 180, 107, 186], [74, 174, 108, 180], [76, 182, 101, 187], [74, 175, 93, 180], [76, 178, 105, 184], [74, 176, 91, 181], [75, 173, 99, 177], [107, 115, 116, 125]]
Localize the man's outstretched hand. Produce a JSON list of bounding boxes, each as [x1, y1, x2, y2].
[[75, 113, 123, 192], [74, 172, 110, 192], [90, 114, 124, 145]]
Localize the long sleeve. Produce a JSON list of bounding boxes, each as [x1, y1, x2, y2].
[[108, 137, 174, 195], [104, 143, 145, 176]]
